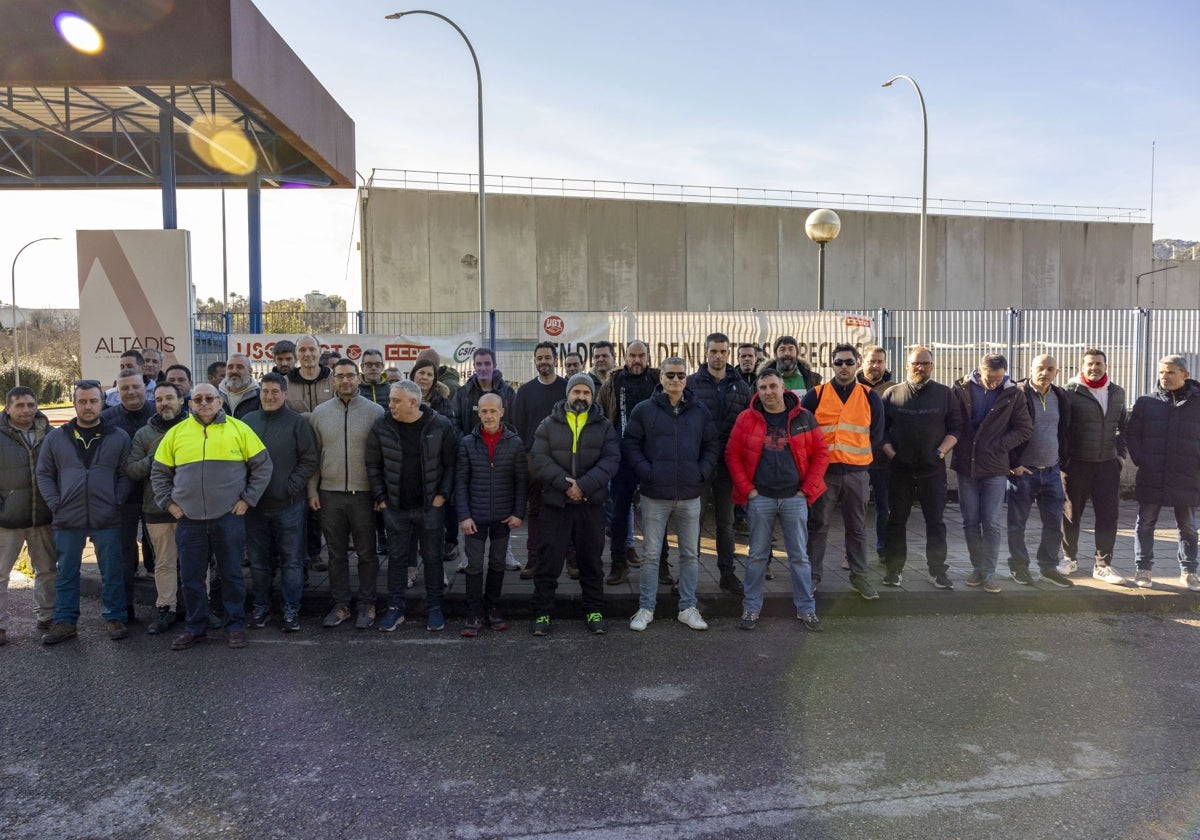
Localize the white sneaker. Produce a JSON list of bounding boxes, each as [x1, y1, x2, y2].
[[1092, 564, 1126, 585], [1057, 558, 1078, 575], [456, 555, 468, 573], [629, 608, 654, 632], [504, 546, 521, 571], [1134, 568, 1153, 588], [1181, 572, 1200, 591], [677, 607, 708, 631]]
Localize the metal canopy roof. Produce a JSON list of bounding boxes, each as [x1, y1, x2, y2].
[[0, 0, 355, 190]]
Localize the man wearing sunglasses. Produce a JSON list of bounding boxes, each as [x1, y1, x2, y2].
[[801, 344, 885, 599], [151, 384, 273, 650]]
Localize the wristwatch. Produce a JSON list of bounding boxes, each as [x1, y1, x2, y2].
[[936, 449, 945, 460]]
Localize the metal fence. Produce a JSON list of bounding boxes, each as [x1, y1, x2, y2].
[[197, 308, 1200, 404]]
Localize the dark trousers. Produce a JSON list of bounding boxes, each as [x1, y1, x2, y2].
[[177, 513, 246, 634], [305, 507, 323, 561], [808, 470, 871, 585], [884, 466, 949, 576], [1062, 458, 1121, 565], [534, 503, 605, 617], [525, 473, 544, 566], [117, 502, 142, 615], [320, 490, 378, 608], [869, 466, 889, 551], [464, 521, 510, 617], [700, 468, 736, 577], [383, 505, 444, 610], [608, 466, 639, 568]]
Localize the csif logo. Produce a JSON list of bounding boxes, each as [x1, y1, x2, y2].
[[454, 340, 476, 363]]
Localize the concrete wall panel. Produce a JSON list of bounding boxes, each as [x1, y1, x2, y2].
[[733, 205, 779, 309], [536, 197, 588, 311], [637, 203, 686, 311], [865, 212, 909, 309], [584, 199, 637, 311], [1085, 223, 1128, 308], [1021, 221, 1060, 309], [486, 194, 537, 310], [945, 216, 985, 308], [426, 192, 481, 311], [925, 215, 949, 309], [984, 217, 1022, 309], [685, 204, 734, 310], [824, 210, 866, 310], [365, 188, 429, 312], [1059, 222, 1087, 308], [779, 207, 816, 309]]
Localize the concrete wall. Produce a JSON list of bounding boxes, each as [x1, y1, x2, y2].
[[362, 187, 1155, 313]]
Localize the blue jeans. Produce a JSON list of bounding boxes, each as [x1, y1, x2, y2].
[[176, 513, 247, 634], [744, 493, 813, 616], [1134, 502, 1198, 572], [52, 528, 125, 624], [383, 505, 444, 611], [638, 496, 701, 612], [246, 500, 306, 610], [959, 475, 1007, 578], [1006, 466, 1065, 571]]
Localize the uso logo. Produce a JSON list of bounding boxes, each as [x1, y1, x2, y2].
[[543, 315, 565, 337]]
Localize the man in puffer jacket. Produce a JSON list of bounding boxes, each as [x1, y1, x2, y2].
[[622, 358, 718, 633], [455, 393, 528, 636], [1127, 355, 1200, 591], [0, 387, 55, 644], [529, 373, 621, 636]]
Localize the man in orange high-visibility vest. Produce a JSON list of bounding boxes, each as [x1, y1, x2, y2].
[[801, 343, 885, 600]]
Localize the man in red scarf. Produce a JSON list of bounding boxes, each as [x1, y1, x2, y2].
[[1058, 348, 1128, 585]]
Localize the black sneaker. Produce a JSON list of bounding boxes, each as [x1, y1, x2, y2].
[[883, 568, 903, 587], [249, 604, 270, 628], [531, 615, 551, 636], [738, 611, 758, 631], [719, 573, 745, 595], [849, 575, 880, 601], [281, 607, 301, 632], [147, 607, 175, 635], [1010, 568, 1034, 586], [461, 616, 482, 638], [585, 612, 606, 635], [928, 572, 954, 590], [797, 612, 823, 632], [1038, 567, 1075, 588], [486, 608, 507, 632]]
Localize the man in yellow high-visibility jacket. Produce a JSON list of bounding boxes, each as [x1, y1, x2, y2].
[[801, 343, 885, 600]]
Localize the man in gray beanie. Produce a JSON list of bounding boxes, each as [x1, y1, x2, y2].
[[529, 372, 620, 635]]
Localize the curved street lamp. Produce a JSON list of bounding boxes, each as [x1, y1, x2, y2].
[[805, 209, 842, 311], [882, 74, 928, 342], [10, 236, 61, 387], [386, 10, 488, 329]]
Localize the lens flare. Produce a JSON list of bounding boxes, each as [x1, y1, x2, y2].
[[55, 12, 104, 54], [187, 115, 257, 176]]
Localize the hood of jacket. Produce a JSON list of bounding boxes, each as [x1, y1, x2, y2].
[[287, 365, 331, 384]]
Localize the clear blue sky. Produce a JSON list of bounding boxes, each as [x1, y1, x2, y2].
[[2, 0, 1197, 310]]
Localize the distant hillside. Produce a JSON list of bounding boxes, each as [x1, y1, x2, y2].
[[1154, 239, 1198, 260]]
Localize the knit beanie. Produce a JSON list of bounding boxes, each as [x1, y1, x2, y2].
[[566, 372, 595, 396]]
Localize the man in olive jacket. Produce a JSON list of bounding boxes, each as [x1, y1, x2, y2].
[[529, 373, 620, 636], [0, 387, 55, 644]]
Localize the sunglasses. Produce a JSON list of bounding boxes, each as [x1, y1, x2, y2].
[[831, 359, 857, 367], [191, 395, 220, 404], [662, 372, 687, 380]]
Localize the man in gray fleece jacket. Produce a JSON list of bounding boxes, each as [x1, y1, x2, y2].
[[308, 359, 386, 630]]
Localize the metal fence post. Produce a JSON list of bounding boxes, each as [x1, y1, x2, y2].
[[877, 308, 888, 348], [1007, 307, 1019, 372], [489, 309, 497, 350], [223, 311, 232, 334], [1134, 307, 1151, 398], [356, 310, 364, 334]]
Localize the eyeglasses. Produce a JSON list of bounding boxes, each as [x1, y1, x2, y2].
[[831, 359, 857, 367], [191, 395, 219, 404], [333, 373, 358, 380], [909, 361, 933, 368], [662, 372, 687, 380]]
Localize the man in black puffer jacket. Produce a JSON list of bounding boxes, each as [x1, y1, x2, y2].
[[366, 380, 458, 633], [455, 393, 528, 636], [686, 332, 751, 594], [1127, 355, 1200, 591], [530, 373, 620, 636], [623, 358, 718, 633]]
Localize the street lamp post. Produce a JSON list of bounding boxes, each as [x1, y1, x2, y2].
[[805, 209, 842, 310], [386, 9, 488, 338], [882, 74, 928, 343], [9, 236, 61, 387]]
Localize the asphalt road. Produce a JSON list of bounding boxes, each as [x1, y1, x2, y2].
[[3, 589, 1200, 839]]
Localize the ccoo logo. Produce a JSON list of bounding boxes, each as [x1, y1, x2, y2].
[[543, 315, 565, 337]]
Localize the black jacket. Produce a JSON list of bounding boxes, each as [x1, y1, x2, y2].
[[882, 380, 964, 477], [359, 380, 392, 408], [0, 410, 52, 529], [951, 374, 1032, 479], [242, 405, 320, 512], [1127, 380, 1200, 507], [36, 418, 132, 530], [1064, 379, 1127, 465], [366, 404, 458, 510], [531, 401, 620, 508], [621, 388, 719, 500], [686, 364, 751, 451], [124, 410, 189, 522], [452, 373, 517, 436], [455, 426, 529, 523], [1010, 381, 1072, 470]]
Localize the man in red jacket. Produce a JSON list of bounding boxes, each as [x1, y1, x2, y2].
[[725, 370, 829, 632]]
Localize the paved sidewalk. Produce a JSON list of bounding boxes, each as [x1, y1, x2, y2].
[[71, 498, 1200, 624]]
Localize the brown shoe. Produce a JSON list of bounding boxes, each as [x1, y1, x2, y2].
[[519, 561, 536, 580], [624, 546, 642, 568], [106, 620, 128, 640], [567, 564, 580, 580], [605, 566, 629, 585], [228, 629, 248, 649], [171, 629, 207, 650], [42, 622, 77, 645]]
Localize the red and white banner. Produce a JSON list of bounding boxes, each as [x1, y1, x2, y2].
[[538, 311, 875, 379], [227, 332, 478, 374]]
